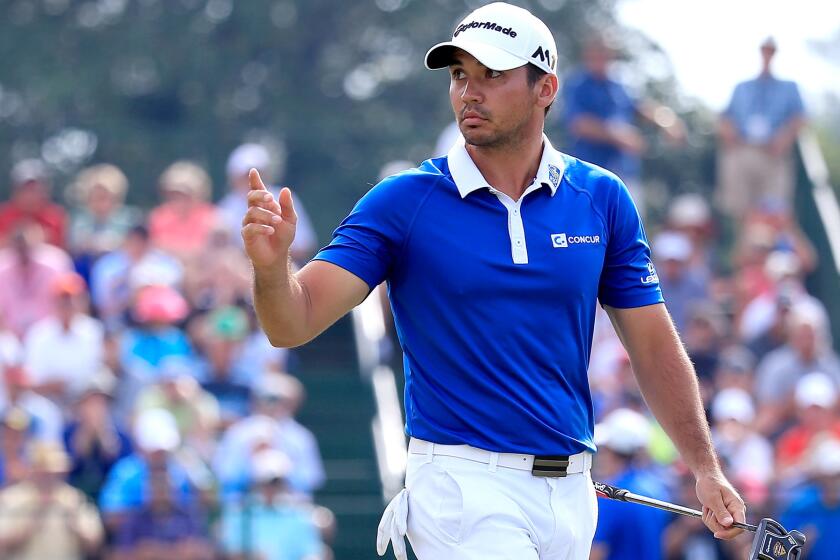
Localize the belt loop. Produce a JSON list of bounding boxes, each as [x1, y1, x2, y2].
[[424, 442, 434, 464], [488, 451, 499, 473]]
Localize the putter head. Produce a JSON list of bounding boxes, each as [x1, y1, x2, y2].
[[748, 518, 806, 560]]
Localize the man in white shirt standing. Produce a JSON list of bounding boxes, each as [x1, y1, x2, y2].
[[24, 272, 104, 407]]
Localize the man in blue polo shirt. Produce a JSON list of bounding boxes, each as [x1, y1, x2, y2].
[[716, 37, 806, 219], [562, 35, 685, 213], [241, 3, 745, 559]]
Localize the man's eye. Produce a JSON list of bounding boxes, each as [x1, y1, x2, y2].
[[488, 70, 502, 78], [452, 69, 465, 79]]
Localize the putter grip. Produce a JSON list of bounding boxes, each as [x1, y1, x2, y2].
[[592, 481, 628, 501]]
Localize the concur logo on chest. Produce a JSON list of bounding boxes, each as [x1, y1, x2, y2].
[[551, 233, 600, 248]]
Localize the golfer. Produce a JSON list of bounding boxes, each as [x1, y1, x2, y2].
[[242, 3, 746, 558]]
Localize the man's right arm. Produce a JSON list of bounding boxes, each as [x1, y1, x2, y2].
[[252, 259, 368, 348], [569, 115, 647, 155], [243, 169, 369, 348]]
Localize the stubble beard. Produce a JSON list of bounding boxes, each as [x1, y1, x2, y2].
[[460, 112, 530, 151]]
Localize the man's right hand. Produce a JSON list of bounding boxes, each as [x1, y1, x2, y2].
[[242, 168, 297, 269]]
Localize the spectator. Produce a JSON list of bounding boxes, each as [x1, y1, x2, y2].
[[754, 302, 840, 436], [713, 346, 757, 395], [592, 408, 670, 560], [562, 35, 685, 210], [732, 222, 778, 309], [67, 163, 142, 279], [743, 198, 817, 274], [195, 304, 287, 392], [780, 438, 840, 560], [116, 284, 195, 416], [775, 373, 840, 481], [0, 159, 67, 248], [214, 372, 325, 499], [0, 224, 74, 337], [0, 441, 104, 560], [89, 224, 183, 331], [217, 143, 317, 266], [63, 370, 133, 502], [23, 272, 105, 407], [739, 251, 825, 356], [710, 389, 774, 498], [135, 356, 220, 460], [182, 222, 252, 312], [220, 449, 324, 560], [682, 303, 726, 390], [652, 231, 709, 334], [148, 161, 219, 260], [717, 37, 806, 220], [664, 194, 716, 282], [0, 365, 63, 443], [115, 467, 214, 560], [99, 408, 209, 536], [0, 407, 34, 487]]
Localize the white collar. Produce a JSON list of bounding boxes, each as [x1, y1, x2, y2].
[[447, 133, 566, 199]]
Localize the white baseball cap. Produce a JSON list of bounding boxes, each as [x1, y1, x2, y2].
[[653, 231, 692, 262], [795, 372, 838, 409], [712, 388, 756, 424], [134, 408, 181, 452], [226, 143, 270, 178], [594, 408, 651, 455], [425, 2, 557, 75], [251, 449, 293, 484]]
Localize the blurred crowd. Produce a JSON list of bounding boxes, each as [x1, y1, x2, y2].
[[0, 144, 333, 560]]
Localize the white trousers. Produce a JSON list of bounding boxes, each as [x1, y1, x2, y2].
[[404, 444, 598, 560]]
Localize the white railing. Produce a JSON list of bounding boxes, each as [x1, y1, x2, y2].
[[351, 285, 407, 502], [799, 130, 840, 276]]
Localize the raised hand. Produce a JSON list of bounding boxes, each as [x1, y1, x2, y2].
[[241, 168, 298, 269]]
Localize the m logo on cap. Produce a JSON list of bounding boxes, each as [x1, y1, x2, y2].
[[532, 46, 556, 70]]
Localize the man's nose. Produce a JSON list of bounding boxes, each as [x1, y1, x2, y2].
[[460, 79, 483, 104]]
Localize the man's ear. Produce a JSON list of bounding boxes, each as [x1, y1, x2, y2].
[[536, 73, 559, 111]]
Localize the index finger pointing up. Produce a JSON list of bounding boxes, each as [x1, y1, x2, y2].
[[249, 168, 267, 191]]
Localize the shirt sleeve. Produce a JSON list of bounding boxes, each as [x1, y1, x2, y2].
[[99, 459, 141, 514], [219, 507, 245, 554], [562, 73, 590, 127], [722, 82, 744, 121], [597, 174, 664, 308], [787, 81, 806, 118], [313, 173, 422, 290]]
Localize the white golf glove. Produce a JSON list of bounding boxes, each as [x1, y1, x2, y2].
[[376, 488, 409, 560]]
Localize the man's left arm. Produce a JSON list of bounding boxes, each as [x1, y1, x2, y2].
[[604, 302, 746, 539]]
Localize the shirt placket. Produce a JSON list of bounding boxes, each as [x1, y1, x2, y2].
[[489, 183, 543, 265]]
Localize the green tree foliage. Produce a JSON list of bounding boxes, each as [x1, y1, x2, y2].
[[1, 0, 711, 236]]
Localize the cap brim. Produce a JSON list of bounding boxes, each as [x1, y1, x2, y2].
[[425, 40, 527, 72]]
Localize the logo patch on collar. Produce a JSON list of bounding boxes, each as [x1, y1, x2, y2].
[[548, 164, 561, 188]]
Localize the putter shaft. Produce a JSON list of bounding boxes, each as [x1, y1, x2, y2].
[[594, 481, 758, 532], [618, 490, 757, 532]]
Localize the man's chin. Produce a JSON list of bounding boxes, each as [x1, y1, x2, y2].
[[461, 129, 499, 147]]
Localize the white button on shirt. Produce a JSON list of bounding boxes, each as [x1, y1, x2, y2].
[[447, 134, 564, 265]]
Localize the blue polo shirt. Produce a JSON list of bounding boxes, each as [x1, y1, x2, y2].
[[314, 136, 662, 455], [723, 75, 805, 145], [562, 69, 641, 182]]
